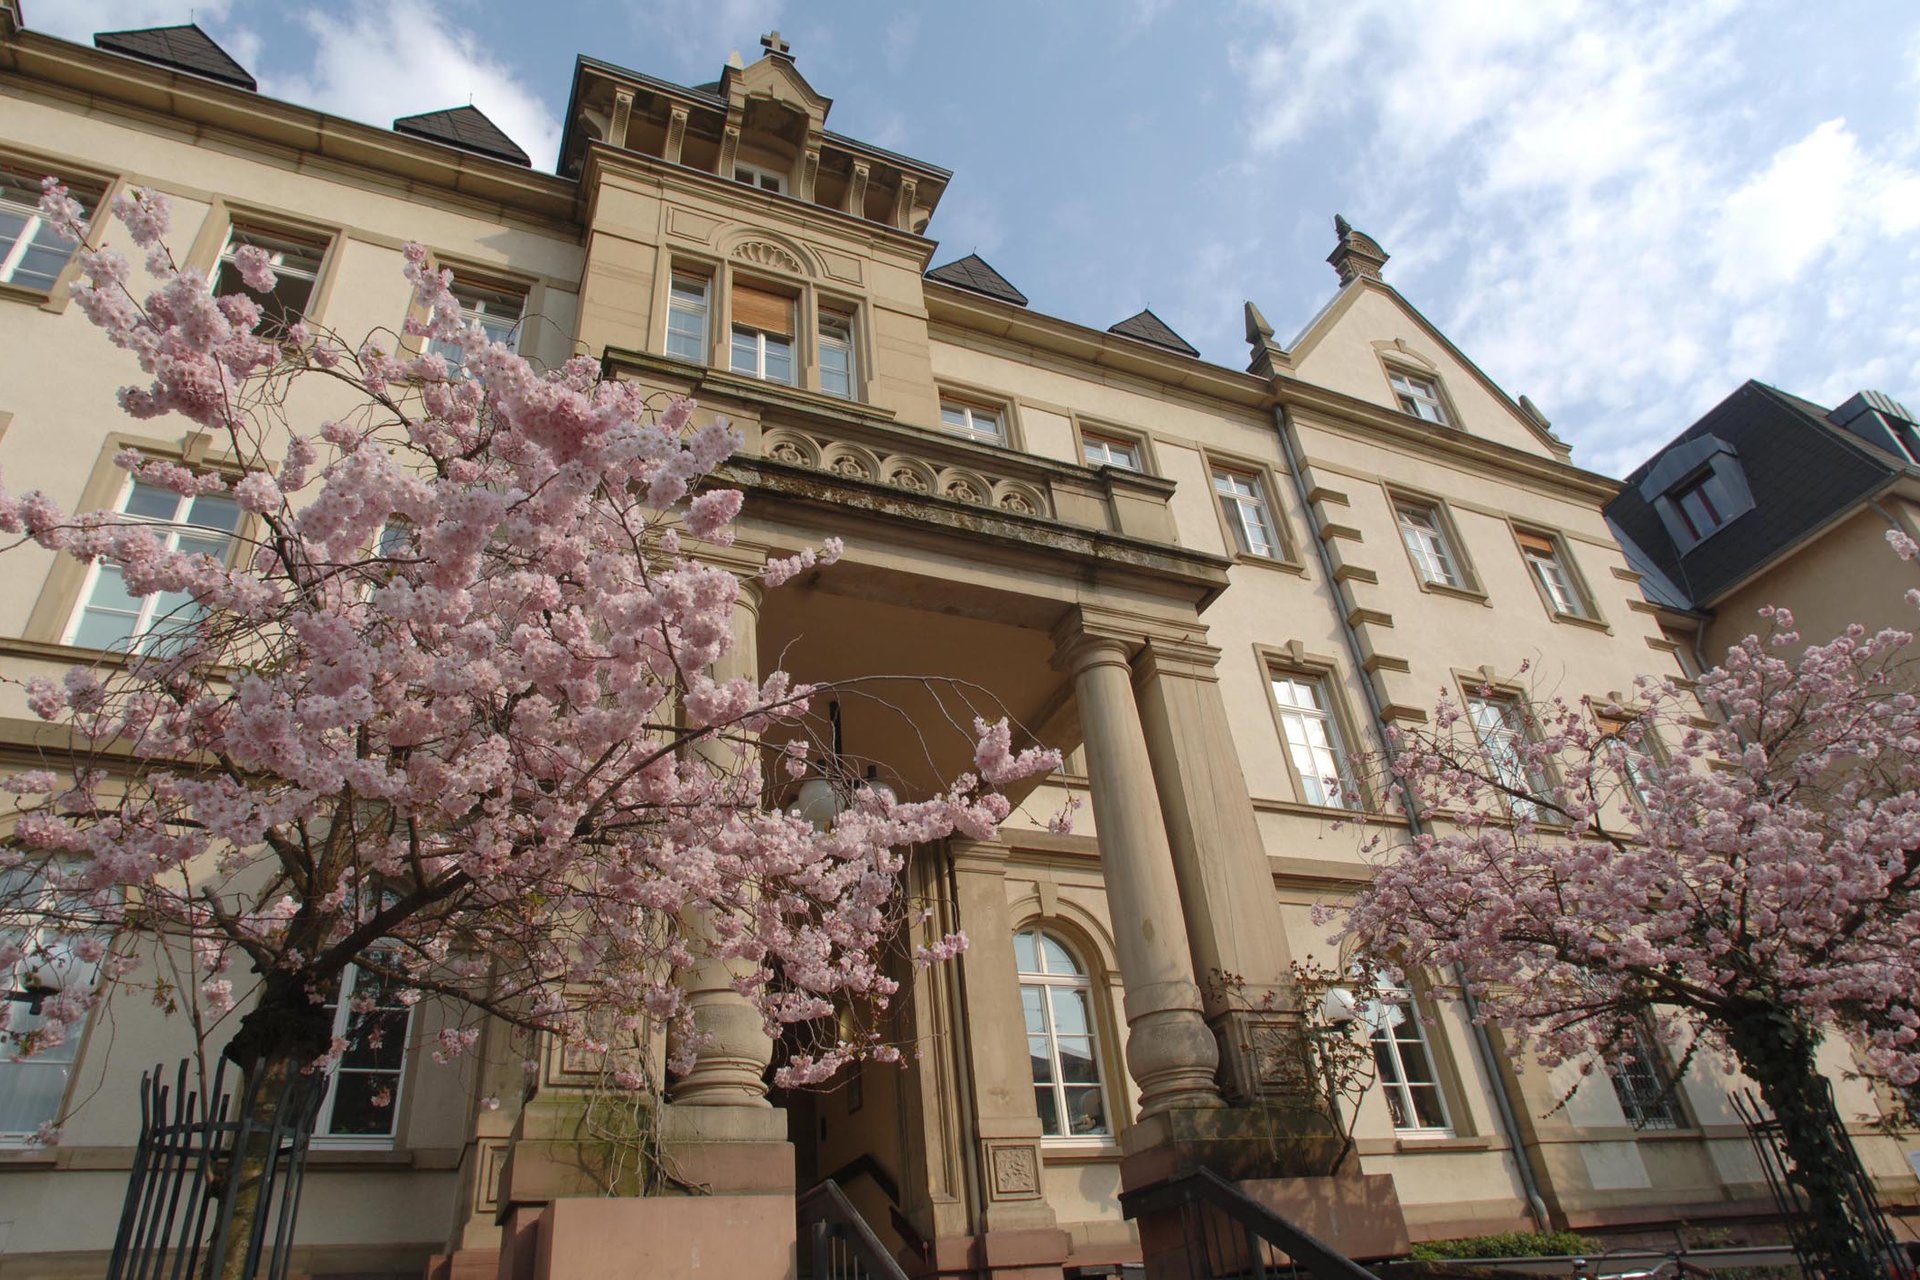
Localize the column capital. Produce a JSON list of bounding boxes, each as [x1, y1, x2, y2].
[[1134, 636, 1225, 685], [1051, 604, 1212, 678], [949, 836, 1010, 878]]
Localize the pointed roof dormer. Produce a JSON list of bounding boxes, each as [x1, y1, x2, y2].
[[1327, 214, 1389, 286], [394, 105, 531, 166], [1108, 308, 1199, 358], [719, 29, 833, 138], [926, 254, 1028, 306], [94, 23, 255, 91]]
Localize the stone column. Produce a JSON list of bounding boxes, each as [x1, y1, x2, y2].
[[669, 577, 775, 1107], [1132, 637, 1309, 1104], [1052, 616, 1222, 1117]]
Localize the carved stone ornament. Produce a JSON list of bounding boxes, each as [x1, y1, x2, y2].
[[944, 478, 984, 504], [733, 240, 804, 274], [999, 492, 1035, 515], [986, 1142, 1042, 1200], [829, 453, 872, 481], [752, 427, 1052, 518]]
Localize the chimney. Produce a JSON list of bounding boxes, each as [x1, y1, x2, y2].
[[1327, 214, 1389, 286]]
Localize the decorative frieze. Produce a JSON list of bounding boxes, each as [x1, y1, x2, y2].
[[984, 1140, 1042, 1201], [733, 240, 803, 274], [761, 426, 1052, 518]]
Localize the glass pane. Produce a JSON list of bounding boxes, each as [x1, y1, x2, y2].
[[1020, 985, 1045, 1035], [125, 481, 181, 522], [1034, 1086, 1060, 1136], [763, 340, 792, 385], [325, 1071, 400, 1136], [1038, 934, 1077, 976], [13, 233, 75, 292], [1408, 1085, 1448, 1130], [1056, 1036, 1098, 1083], [1395, 1033, 1438, 1086], [1064, 1085, 1107, 1135], [0, 1058, 75, 1136], [175, 532, 230, 560], [1028, 1035, 1053, 1084], [1048, 987, 1090, 1036], [1372, 1038, 1403, 1085], [1381, 1083, 1410, 1129], [341, 1010, 409, 1070], [730, 330, 757, 375], [940, 404, 967, 429], [72, 566, 142, 650], [1012, 929, 1038, 974]]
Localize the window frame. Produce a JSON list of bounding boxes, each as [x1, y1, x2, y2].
[[213, 222, 331, 337], [732, 161, 787, 194], [310, 958, 417, 1149], [1464, 688, 1551, 821], [1263, 660, 1365, 810], [816, 309, 857, 399], [665, 269, 712, 365], [728, 277, 797, 386], [1386, 367, 1451, 426], [1211, 463, 1285, 562], [424, 269, 529, 372], [1603, 1019, 1685, 1131], [61, 472, 246, 655], [1077, 423, 1149, 473], [1390, 491, 1480, 597], [180, 200, 342, 334], [938, 394, 1011, 447], [0, 864, 106, 1144], [1014, 925, 1115, 1147], [1364, 983, 1455, 1136], [1512, 526, 1602, 624], [0, 160, 108, 304], [1592, 705, 1662, 816]]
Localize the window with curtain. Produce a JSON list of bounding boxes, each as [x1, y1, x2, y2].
[[1517, 529, 1589, 618], [1015, 927, 1110, 1139], [1270, 671, 1360, 809], [1364, 986, 1452, 1133], [0, 865, 103, 1141], [1467, 693, 1548, 820], [1395, 498, 1464, 587], [1213, 467, 1280, 559]]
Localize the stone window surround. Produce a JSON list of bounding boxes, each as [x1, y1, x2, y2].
[[1373, 344, 1463, 433], [936, 381, 1022, 450], [1600, 1017, 1687, 1132], [1385, 484, 1485, 602], [0, 148, 124, 314], [1254, 642, 1372, 812], [1454, 674, 1556, 823], [1201, 447, 1303, 573], [1072, 416, 1154, 475], [1507, 521, 1608, 630], [1006, 903, 1127, 1153], [655, 249, 868, 401], [182, 196, 347, 332]]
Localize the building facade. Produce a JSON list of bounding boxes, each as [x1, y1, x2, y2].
[[0, 11, 1915, 1278]]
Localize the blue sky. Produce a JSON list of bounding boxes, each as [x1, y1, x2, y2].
[[34, 0, 1920, 477]]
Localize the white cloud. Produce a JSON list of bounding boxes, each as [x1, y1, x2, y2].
[[264, 0, 562, 171], [22, 0, 235, 41], [1230, 0, 1920, 477], [622, 0, 784, 81]]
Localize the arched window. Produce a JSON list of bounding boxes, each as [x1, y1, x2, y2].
[[1014, 927, 1110, 1139]]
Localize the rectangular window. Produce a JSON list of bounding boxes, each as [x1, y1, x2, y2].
[[940, 399, 1004, 445], [733, 163, 785, 194], [65, 476, 243, 653], [818, 313, 855, 398], [1271, 673, 1358, 809], [1607, 1022, 1682, 1130], [428, 278, 525, 371], [1518, 530, 1588, 618], [0, 166, 94, 292], [1596, 713, 1659, 811], [1395, 499, 1463, 588], [314, 958, 415, 1144], [1366, 990, 1451, 1133], [1671, 472, 1724, 540], [1389, 370, 1449, 425], [666, 272, 710, 363], [0, 865, 102, 1142], [1082, 432, 1142, 471], [1467, 694, 1547, 820], [729, 281, 794, 384], [214, 224, 327, 334], [1214, 468, 1280, 559]]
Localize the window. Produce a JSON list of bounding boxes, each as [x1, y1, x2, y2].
[[733, 162, 785, 194], [0, 865, 101, 1141], [1364, 986, 1451, 1133], [65, 476, 242, 653], [1015, 927, 1110, 1140], [729, 281, 794, 384], [428, 278, 525, 371], [1214, 468, 1280, 559], [1395, 499, 1464, 588], [1082, 432, 1142, 471], [1467, 694, 1548, 820], [666, 272, 710, 363], [1270, 672, 1359, 809], [214, 225, 327, 334], [818, 313, 855, 398], [940, 399, 1004, 446], [1605, 1021, 1682, 1130], [1670, 471, 1724, 541], [1595, 712, 1660, 812], [1517, 530, 1589, 618], [314, 958, 415, 1143], [0, 165, 93, 292], [1388, 369, 1450, 425]]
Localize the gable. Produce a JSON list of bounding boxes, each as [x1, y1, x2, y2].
[[1287, 283, 1565, 460]]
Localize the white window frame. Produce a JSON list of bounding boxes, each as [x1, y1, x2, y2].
[[1388, 369, 1450, 425], [312, 959, 415, 1148], [1015, 927, 1113, 1144], [730, 325, 794, 385], [666, 271, 710, 363], [62, 474, 243, 653], [428, 277, 526, 371], [940, 399, 1005, 446], [1364, 986, 1453, 1135], [1467, 693, 1547, 820], [1519, 534, 1588, 618], [1214, 468, 1281, 559], [1082, 431, 1142, 471], [0, 165, 93, 292], [214, 224, 327, 333], [0, 865, 103, 1143], [1270, 671, 1360, 809], [1395, 499, 1464, 588], [818, 312, 855, 398], [733, 162, 786, 194], [1605, 1021, 1682, 1130]]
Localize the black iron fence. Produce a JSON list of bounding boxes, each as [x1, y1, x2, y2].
[[106, 1058, 324, 1280]]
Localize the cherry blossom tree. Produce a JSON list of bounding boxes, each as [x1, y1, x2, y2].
[[0, 184, 1061, 1273], [1334, 548, 1920, 1280]]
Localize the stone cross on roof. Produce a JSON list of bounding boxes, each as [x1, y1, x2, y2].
[[760, 30, 791, 56]]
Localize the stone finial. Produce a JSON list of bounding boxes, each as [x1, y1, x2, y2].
[[1244, 299, 1274, 346], [760, 29, 793, 58], [1327, 213, 1389, 286]]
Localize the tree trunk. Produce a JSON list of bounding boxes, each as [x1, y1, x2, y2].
[[1724, 1007, 1883, 1280], [213, 971, 332, 1280]]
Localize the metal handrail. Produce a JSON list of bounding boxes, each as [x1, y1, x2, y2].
[[796, 1178, 909, 1280], [1121, 1166, 1382, 1280]]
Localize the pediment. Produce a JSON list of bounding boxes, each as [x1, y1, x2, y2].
[[725, 54, 831, 128]]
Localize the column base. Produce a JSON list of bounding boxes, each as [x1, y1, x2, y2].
[[919, 1227, 1073, 1280], [659, 1100, 795, 1195], [488, 1194, 798, 1280]]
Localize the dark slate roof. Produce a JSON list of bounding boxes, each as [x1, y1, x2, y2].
[[94, 24, 256, 91], [393, 106, 531, 167], [925, 254, 1027, 307], [1605, 381, 1900, 609], [1107, 308, 1199, 358]]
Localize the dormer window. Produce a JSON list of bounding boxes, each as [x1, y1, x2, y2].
[[1637, 433, 1755, 553], [1670, 471, 1724, 540], [734, 162, 785, 194]]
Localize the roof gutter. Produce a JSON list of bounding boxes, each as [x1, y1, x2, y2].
[[1270, 400, 1555, 1233]]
